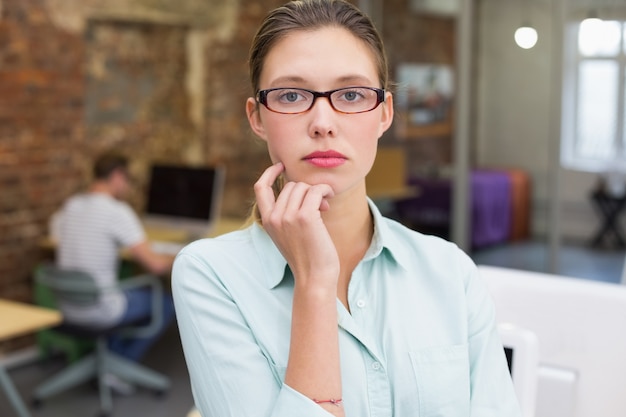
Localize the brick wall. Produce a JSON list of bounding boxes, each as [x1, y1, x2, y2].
[[0, 0, 454, 351], [0, 0, 85, 302]]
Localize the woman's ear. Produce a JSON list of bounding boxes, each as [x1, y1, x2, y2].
[[378, 92, 394, 137], [246, 97, 268, 141]]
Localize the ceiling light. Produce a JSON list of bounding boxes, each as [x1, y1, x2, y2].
[[515, 25, 538, 49]]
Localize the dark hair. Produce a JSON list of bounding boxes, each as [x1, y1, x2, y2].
[[248, 0, 389, 95], [93, 153, 129, 180]]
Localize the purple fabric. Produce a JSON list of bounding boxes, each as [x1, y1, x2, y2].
[[470, 169, 512, 248], [394, 170, 512, 248]]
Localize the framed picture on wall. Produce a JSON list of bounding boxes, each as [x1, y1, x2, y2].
[[395, 63, 454, 140]]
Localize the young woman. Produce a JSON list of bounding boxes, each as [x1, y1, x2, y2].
[[172, 1, 521, 416]]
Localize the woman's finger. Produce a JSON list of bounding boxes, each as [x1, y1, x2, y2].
[[300, 183, 334, 213], [270, 181, 297, 221], [254, 162, 284, 216]]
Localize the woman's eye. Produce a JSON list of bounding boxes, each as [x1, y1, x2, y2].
[[340, 90, 364, 102], [284, 92, 299, 102], [278, 91, 304, 103], [344, 91, 358, 101]]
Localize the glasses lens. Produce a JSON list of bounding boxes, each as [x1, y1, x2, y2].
[[265, 89, 313, 113], [330, 87, 380, 113], [261, 87, 383, 114]]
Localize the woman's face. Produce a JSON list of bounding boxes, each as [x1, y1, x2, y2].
[[246, 26, 393, 199]]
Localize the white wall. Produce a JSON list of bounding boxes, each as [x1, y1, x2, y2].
[[475, 0, 604, 241]]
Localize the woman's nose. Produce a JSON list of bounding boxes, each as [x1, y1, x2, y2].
[[308, 97, 337, 138]]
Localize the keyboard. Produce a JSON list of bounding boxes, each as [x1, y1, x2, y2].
[[150, 240, 186, 255]]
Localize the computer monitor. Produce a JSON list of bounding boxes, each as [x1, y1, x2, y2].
[[480, 265, 626, 417], [143, 164, 225, 240]]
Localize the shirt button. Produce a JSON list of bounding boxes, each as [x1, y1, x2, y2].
[[372, 362, 381, 370], [356, 299, 366, 308]]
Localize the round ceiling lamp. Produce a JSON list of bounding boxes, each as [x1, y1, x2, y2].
[[515, 25, 539, 49]]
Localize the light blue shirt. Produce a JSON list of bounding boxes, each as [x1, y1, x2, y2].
[[172, 200, 521, 417]]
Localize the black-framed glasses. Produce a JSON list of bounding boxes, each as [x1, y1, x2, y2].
[[257, 86, 385, 114]]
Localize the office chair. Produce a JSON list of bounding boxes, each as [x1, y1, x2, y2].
[[32, 264, 171, 417]]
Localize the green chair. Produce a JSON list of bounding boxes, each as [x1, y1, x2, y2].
[[32, 264, 170, 417], [34, 275, 94, 363], [33, 259, 136, 363]]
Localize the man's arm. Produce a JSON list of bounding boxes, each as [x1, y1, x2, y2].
[[128, 241, 175, 276]]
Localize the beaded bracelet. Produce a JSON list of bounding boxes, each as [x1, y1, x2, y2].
[[313, 398, 343, 406]]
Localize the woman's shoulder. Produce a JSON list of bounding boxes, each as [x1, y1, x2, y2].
[[382, 216, 460, 252], [171, 224, 280, 296], [179, 226, 256, 258], [379, 216, 476, 276]]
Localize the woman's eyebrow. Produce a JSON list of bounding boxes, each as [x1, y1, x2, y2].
[[267, 76, 306, 87], [267, 74, 375, 88]]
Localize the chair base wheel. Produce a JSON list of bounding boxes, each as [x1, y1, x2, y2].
[[32, 397, 43, 409], [153, 389, 167, 398]]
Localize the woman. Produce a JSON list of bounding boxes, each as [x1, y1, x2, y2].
[[172, 1, 521, 416]]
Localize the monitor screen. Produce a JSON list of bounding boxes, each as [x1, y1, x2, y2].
[[143, 164, 225, 239]]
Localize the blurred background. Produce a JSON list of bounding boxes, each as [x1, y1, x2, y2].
[[1, 0, 625, 415]]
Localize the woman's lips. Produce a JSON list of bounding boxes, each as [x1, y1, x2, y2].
[[303, 151, 347, 168]]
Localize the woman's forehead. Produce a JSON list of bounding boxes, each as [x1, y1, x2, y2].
[[259, 27, 379, 88]]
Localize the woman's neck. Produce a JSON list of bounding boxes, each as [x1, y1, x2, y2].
[[322, 191, 373, 310], [322, 183, 374, 264]]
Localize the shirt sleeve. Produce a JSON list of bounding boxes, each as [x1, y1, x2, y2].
[[462, 254, 522, 416], [111, 202, 146, 248], [171, 250, 334, 417]]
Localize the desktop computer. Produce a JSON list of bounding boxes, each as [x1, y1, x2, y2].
[[142, 164, 225, 251]]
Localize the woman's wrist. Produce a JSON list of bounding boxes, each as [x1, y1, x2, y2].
[[292, 277, 338, 302]]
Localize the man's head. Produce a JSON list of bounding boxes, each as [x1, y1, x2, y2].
[[92, 153, 132, 199]]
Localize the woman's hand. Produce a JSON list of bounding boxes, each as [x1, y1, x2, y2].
[[254, 162, 340, 288]]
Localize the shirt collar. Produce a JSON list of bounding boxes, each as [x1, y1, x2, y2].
[[251, 198, 409, 290]]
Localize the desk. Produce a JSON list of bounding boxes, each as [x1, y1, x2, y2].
[[0, 299, 61, 417], [145, 216, 246, 242]]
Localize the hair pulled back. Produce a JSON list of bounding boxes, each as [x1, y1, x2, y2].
[[248, 0, 389, 94]]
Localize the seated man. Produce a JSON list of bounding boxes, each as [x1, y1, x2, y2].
[[51, 152, 176, 391]]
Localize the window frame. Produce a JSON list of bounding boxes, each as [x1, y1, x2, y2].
[[561, 17, 626, 173]]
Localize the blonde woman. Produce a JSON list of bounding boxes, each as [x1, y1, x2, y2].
[[172, 1, 521, 416]]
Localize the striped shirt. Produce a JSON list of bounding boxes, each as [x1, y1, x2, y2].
[[54, 192, 146, 326]]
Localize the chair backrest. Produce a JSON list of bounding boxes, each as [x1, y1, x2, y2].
[[37, 264, 164, 338], [498, 323, 539, 417], [36, 264, 101, 307], [479, 264, 626, 417]]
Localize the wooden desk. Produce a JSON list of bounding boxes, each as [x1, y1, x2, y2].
[[0, 299, 61, 417], [144, 216, 246, 243]]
